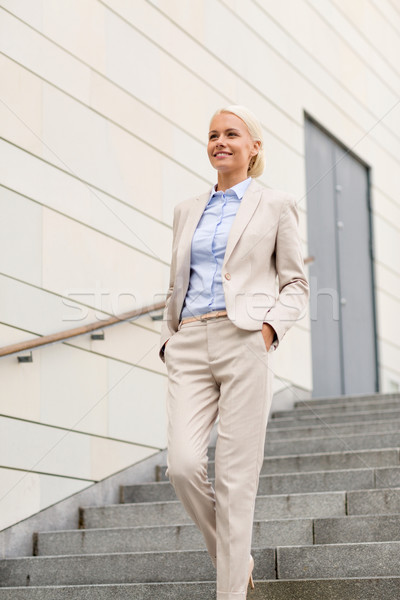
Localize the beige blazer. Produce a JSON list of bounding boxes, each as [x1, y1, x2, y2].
[[159, 178, 309, 363]]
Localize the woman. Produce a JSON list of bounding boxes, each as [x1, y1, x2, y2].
[[159, 105, 309, 599]]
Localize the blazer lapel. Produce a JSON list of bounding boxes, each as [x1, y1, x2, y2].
[[173, 187, 213, 312], [223, 179, 263, 266]]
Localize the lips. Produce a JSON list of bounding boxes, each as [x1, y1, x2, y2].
[[214, 152, 232, 157]]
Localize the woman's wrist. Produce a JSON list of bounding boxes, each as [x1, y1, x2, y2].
[[261, 322, 277, 350]]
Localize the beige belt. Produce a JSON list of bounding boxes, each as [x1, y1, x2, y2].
[[180, 309, 228, 326]]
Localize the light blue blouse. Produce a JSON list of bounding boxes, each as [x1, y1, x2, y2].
[[180, 177, 252, 320]]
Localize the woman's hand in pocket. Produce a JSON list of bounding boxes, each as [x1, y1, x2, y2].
[[261, 323, 275, 352]]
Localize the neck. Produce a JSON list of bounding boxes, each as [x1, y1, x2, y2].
[[216, 170, 249, 192]]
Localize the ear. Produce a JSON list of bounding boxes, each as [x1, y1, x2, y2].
[[250, 140, 261, 157]]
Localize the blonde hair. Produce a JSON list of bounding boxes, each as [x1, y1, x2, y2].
[[210, 105, 265, 178]]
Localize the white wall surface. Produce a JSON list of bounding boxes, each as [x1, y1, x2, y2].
[[0, 0, 399, 530]]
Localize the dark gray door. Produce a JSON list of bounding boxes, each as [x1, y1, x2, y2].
[[305, 116, 378, 397]]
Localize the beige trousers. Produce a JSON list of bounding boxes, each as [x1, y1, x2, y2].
[[164, 315, 274, 599]]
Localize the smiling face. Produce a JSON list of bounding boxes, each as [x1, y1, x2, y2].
[[207, 112, 260, 182]]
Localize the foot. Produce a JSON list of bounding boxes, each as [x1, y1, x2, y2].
[[248, 554, 255, 590]]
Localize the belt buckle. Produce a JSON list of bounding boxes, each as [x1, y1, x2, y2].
[[200, 311, 222, 322], [199, 313, 210, 322]]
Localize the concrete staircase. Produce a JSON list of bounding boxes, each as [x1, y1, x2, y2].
[[2, 392, 400, 598]]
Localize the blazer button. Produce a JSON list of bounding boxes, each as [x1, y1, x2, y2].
[[224, 273, 231, 280]]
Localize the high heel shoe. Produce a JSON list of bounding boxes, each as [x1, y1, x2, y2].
[[248, 554, 255, 591]]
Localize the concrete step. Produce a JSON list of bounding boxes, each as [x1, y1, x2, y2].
[[35, 517, 314, 556], [273, 398, 400, 419], [0, 583, 218, 600], [0, 548, 275, 588], [206, 431, 400, 459], [82, 490, 346, 528], [0, 583, 220, 600], [269, 433, 400, 457], [2, 542, 400, 589], [348, 486, 400, 515], [263, 418, 400, 441], [314, 514, 400, 544], [257, 578, 400, 600], [122, 466, 400, 503], [293, 391, 400, 409], [0, 578, 399, 600], [267, 407, 400, 428], [36, 511, 400, 557], [156, 448, 399, 480], [277, 541, 400, 579]]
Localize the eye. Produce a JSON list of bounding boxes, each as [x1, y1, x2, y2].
[[209, 134, 217, 140], [228, 132, 237, 136]]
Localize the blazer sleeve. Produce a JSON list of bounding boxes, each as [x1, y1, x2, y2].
[[263, 193, 309, 350], [159, 204, 180, 363]]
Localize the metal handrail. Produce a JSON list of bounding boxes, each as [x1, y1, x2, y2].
[[0, 256, 314, 359], [0, 301, 166, 358]]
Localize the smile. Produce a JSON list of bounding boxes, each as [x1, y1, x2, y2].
[[214, 152, 232, 157]]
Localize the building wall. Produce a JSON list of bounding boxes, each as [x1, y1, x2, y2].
[[0, 0, 399, 530]]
